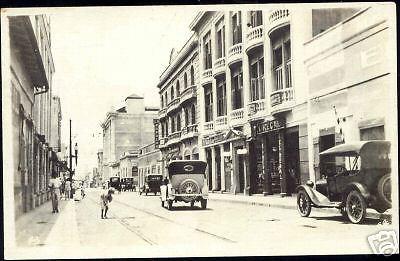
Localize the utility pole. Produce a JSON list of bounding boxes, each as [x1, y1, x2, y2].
[[69, 119, 72, 183]]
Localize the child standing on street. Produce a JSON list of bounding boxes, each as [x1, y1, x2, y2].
[[100, 188, 115, 219]]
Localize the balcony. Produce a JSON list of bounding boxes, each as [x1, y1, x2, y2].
[[268, 9, 290, 34], [180, 85, 197, 105], [166, 97, 181, 114], [180, 124, 199, 141], [159, 137, 168, 149], [248, 99, 266, 121], [158, 107, 167, 119], [215, 115, 228, 130], [230, 108, 245, 126], [270, 87, 295, 114], [203, 121, 214, 133], [201, 68, 213, 84], [227, 43, 243, 66], [167, 131, 181, 146], [213, 57, 226, 76], [246, 25, 264, 52]]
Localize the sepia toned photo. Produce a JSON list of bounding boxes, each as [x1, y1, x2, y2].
[[1, 2, 398, 259]]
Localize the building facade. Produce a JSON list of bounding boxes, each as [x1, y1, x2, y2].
[[157, 34, 201, 171], [101, 94, 158, 181], [137, 143, 163, 189], [119, 150, 139, 180], [188, 7, 374, 196], [303, 6, 395, 182], [97, 149, 104, 184], [8, 15, 57, 218]]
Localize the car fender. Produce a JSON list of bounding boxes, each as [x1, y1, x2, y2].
[[296, 184, 333, 207], [344, 182, 370, 200]]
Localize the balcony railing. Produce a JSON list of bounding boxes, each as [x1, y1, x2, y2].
[[181, 124, 199, 141], [268, 9, 290, 33], [158, 107, 167, 118], [227, 43, 243, 65], [167, 97, 181, 114], [230, 108, 245, 126], [248, 99, 266, 119], [180, 85, 197, 104], [202, 68, 212, 78], [167, 131, 181, 145], [270, 87, 295, 112], [215, 115, 228, 129], [203, 121, 214, 132], [213, 57, 226, 76], [246, 25, 264, 50]]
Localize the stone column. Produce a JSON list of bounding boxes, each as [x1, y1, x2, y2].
[[241, 14, 251, 136], [211, 146, 217, 191], [279, 129, 287, 196], [263, 12, 273, 112], [220, 144, 225, 192]]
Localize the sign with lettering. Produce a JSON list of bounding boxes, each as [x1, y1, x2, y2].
[[253, 119, 285, 136], [153, 119, 160, 149], [202, 132, 226, 147]]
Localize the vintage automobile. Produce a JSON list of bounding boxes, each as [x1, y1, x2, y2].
[[140, 174, 163, 195], [108, 176, 121, 192], [121, 177, 135, 192], [296, 140, 391, 224], [161, 160, 208, 210]]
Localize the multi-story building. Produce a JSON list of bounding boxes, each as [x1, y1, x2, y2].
[[97, 149, 104, 183], [101, 93, 158, 181], [50, 96, 62, 152], [137, 142, 162, 189], [189, 7, 372, 196], [119, 150, 139, 180], [8, 14, 56, 218], [303, 6, 396, 182], [157, 34, 201, 170]]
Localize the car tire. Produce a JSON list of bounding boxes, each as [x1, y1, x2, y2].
[[377, 174, 391, 208], [167, 200, 173, 210], [201, 199, 207, 209], [346, 190, 367, 224], [297, 190, 311, 217]]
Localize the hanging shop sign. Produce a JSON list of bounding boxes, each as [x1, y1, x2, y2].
[[153, 119, 160, 149], [252, 118, 286, 136]]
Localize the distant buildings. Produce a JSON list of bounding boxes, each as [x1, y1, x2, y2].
[[8, 14, 61, 218], [138, 142, 162, 189], [101, 93, 158, 181]]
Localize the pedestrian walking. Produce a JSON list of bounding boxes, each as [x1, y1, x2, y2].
[[100, 188, 115, 219], [48, 173, 61, 213], [65, 179, 71, 200], [60, 179, 65, 200], [81, 182, 86, 199]]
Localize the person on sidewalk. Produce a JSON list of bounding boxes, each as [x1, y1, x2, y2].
[[60, 179, 65, 200], [100, 188, 115, 219], [65, 179, 71, 200], [48, 173, 61, 213]]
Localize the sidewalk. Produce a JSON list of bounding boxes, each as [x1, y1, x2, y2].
[[15, 198, 79, 247], [208, 192, 392, 221]]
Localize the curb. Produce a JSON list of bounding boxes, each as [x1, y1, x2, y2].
[[209, 196, 391, 221]]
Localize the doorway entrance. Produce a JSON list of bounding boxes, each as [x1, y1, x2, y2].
[[285, 128, 300, 194], [206, 148, 213, 190], [215, 146, 221, 191], [236, 146, 245, 193]]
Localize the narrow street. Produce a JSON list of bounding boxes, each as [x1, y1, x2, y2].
[[18, 188, 389, 256]]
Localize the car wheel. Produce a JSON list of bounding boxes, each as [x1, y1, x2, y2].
[[154, 192, 157, 196], [297, 190, 311, 217], [201, 199, 207, 209], [340, 206, 348, 219], [346, 190, 367, 224], [377, 174, 391, 208], [167, 200, 173, 210]]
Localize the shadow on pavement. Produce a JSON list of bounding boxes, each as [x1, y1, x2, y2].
[[166, 206, 213, 211], [310, 215, 380, 225]]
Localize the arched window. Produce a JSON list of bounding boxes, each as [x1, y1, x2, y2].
[[177, 113, 181, 131], [190, 66, 195, 85], [184, 73, 188, 89], [171, 86, 175, 100], [184, 107, 189, 127], [176, 80, 180, 96], [191, 104, 196, 124]]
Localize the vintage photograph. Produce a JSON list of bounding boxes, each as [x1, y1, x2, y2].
[[2, 2, 398, 259]]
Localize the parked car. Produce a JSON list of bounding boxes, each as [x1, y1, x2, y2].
[[296, 140, 391, 224], [108, 176, 121, 192], [161, 160, 208, 210], [122, 177, 135, 192], [140, 174, 162, 195]]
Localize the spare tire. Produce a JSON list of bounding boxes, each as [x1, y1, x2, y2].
[[377, 174, 391, 208]]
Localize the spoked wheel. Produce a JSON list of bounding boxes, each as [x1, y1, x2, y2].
[[297, 190, 311, 217], [167, 200, 173, 210], [346, 190, 366, 224]]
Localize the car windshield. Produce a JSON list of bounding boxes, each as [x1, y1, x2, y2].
[[340, 155, 361, 171]]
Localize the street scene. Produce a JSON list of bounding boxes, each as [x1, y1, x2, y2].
[[2, 2, 398, 259]]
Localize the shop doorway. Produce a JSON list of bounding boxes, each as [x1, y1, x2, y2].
[[250, 138, 264, 194], [285, 128, 300, 194], [319, 134, 335, 178], [266, 132, 281, 194], [206, 149, 213, 190], [236, 147, 245, 193], [215, 146, 221, 191], [223, 143, 232, 192]]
